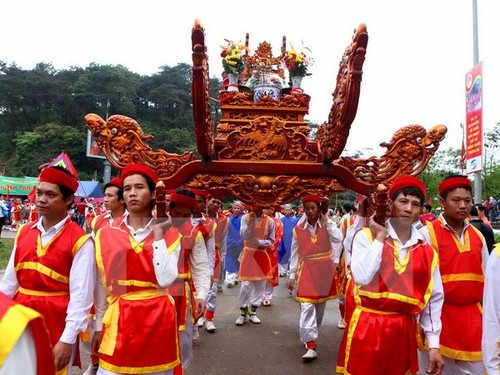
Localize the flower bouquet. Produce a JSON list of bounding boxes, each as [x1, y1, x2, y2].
[[220, 39, 248, 75], [282, 46, 313, 77]]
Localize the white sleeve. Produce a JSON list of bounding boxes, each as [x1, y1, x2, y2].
[[482, 251, 500, 375], [419, 264, 443, 349], [93, 273, 107, 332], [0, 329, 36, 375], [60, 237, 96, 344], [0, 245, 19, 297], [350, 230, 383, 285], [343, 216, 366, 254], [289, 229, 299, 279], [152, 238, 181, 288], [190, 234, 211, 301], [206, 234, 216, 275]]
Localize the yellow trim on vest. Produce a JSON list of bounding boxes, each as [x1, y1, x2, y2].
[[0, 303, 41, 366], [95, 230, 112, 294], [15, 261, 70, 284], [391, 241, 411, 275], [99, 356, 180, 374], [343, 306, 362, 374], [441, 273, 484, 283], [72, 233, 90, 257], [100, 289, 171, 356], [36, 226, 66, 257], [129, 236, 145, 254], [357, 289, 425, 310], [18, 286, 69, 296], [116, 279, 157, 288], [167, 233, 182, 255], [494, 243, 500, 258], [439, 344, 483, 362]]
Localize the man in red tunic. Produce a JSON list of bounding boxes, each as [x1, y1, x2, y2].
[[287, 194, 343, 362], [337, 175, 444, 375], [0, 165, 96, 373], [235, 206, 275, 325], [91, 164, 182, 374], [419, 175, 488, 374]]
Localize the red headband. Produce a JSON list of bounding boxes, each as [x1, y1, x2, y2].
[[107, 177, 123, 189], [190, 188, 210, 199], [39, 167, 79, 193], [438, 177, 471, 196], [121, 164, 158, 184], [170, 193, 198, 210], [302, 194, 322, 205], [389, 175, 426, 198]]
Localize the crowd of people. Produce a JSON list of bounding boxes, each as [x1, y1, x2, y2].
[[0, 166, 499, 375]]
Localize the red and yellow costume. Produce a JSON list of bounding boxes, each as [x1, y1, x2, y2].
[[293, 219, 337, 303], [95, 222, 181, 373], [425, 217, 484, 361], [337, 228, 437, 375], [238, 214, 273, 281], [0, 292, 56, 375], [267, 217, 283, 287], [13, 219, 89, 358]]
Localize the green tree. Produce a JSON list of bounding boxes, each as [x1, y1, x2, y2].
[[13, 123, 102, 179]]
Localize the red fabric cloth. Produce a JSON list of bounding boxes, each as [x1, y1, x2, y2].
[[39, 167, 79, 193], [438, 176, 471, 196], [388, 175, 426, 197], [239, 215, 272, 280], [120, 163, 158, 184], [96, 222, 181, 371]]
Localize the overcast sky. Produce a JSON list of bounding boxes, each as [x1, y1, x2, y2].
[[3, 0, 498, 157]]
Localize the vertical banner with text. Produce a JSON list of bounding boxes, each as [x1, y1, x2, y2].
[[465, 63, 483, 174]]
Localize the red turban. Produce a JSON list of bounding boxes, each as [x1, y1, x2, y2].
[[190, 188, 210, 199], [389, 175, 426, 198], [302, 194, 322, 205], [170, 193, 198, 210], [121, 164, 158, 184], [438, 176, 471, 196], [39, 167, 79, 194], [107, 177, 123, 189]]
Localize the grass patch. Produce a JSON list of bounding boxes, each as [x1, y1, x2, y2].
[[0, 238, 14, 269]]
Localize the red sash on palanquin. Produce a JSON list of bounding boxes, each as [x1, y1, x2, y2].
[[337, 228, 437, 375], [13, 219, 89, 353], [294, 221, 336, 303], [426, 218, 484, 361], [0, 292, 56, 375], [169, 220, 201, 331], [95, 224, 181, 373], [213, 213, 229, 282], [239, 215, 272, 281]]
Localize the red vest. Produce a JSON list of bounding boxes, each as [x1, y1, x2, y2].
[[294, 220, 336, 302], [338, 228, 437, 375], [91, 213, 109, 233], [13, 219, 89, 347], [239, 215, 272, 280], [0, 292, 56, 375], [426, 217, 484, 360], [95, 222, 181, 372]]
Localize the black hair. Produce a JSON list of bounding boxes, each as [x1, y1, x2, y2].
[[475, 204, 486, 212], [169, 188, 195, 210], [389, 186, 424, 205], [423, 203, 432, 211], [470, 205, 479, 216], [104, 182, 124, 201]]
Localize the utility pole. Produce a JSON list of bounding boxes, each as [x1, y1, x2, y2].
[[472, 0, 482, 204]]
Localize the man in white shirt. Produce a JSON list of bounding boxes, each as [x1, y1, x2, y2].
[[0, 165, 96, 373]]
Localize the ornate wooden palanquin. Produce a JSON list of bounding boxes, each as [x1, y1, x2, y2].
[[84, 20, 447, 208]]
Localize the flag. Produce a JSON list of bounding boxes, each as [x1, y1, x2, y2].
[[47, 152, 79, 178], [428, 197, 433, 206]]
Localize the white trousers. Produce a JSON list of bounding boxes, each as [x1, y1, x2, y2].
[[299, 302, 326, 344], [238, 280, 266, 308], [419, 351, 485, 374]]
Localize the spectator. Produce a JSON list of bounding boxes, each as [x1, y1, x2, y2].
[[469, 205, 495, 254], [476, 204, 493, 228], [420, 203, 436, 225]]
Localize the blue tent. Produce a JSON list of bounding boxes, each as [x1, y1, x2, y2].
[[76, 181, 103, 198]]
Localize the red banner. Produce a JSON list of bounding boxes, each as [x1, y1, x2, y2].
[[464, 63, 483, 174]]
